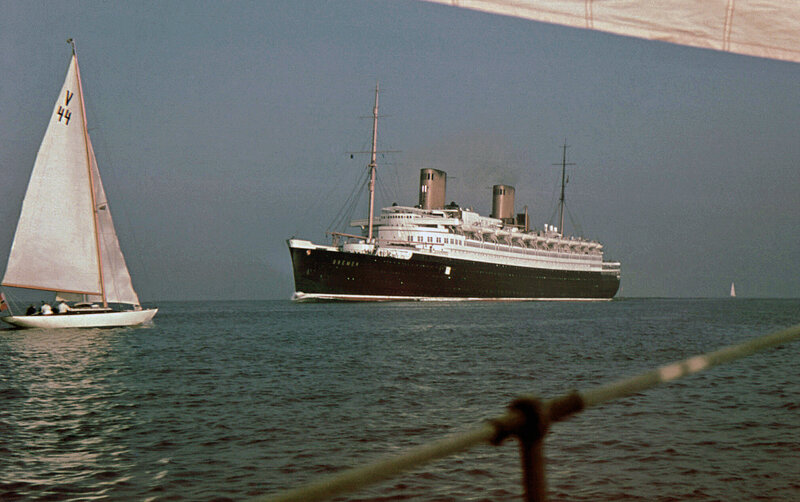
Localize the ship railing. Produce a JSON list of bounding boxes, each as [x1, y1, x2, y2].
[[255, 322, 800, 502], [327, 231, 367, 244]]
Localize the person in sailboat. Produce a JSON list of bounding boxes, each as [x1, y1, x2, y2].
[[55, 300, 70, 314], [26, 304, 37, 315], [40, 302, 53, 315]]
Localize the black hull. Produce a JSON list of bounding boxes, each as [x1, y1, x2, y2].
[[289, 243, 620, 301]]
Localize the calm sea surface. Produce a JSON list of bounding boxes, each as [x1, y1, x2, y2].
[[1, 299, 798, 501]]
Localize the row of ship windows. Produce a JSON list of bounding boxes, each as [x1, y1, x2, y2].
[[407, 235, 462, 245], [402, 234, 597, 262], [449, 249, 594, 269], [463, 241, 599, 260]]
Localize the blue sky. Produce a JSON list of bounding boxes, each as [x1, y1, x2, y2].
[[2, 0, 798, 300]]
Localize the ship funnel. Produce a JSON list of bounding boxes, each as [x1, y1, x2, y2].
[[419, 168, 446, 210], [491, 184, 515, 222]]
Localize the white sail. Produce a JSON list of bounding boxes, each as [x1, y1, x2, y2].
[[730, 282, 736, 297], [88, 139, 141, 306], [2, 55, 102, 295], [423, 0, 800, 64]]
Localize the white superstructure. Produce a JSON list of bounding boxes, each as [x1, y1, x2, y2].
[[344, 204, 617, 274]]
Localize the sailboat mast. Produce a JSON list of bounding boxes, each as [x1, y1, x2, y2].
[[70, 39, 107, 307], [367, 83, 379, 242]]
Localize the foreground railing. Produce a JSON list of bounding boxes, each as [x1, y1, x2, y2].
[[256, 323, 800, 502]]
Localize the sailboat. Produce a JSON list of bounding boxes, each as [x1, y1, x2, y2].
[[1, 40, 157, 329], [730, 282, 736, 298]]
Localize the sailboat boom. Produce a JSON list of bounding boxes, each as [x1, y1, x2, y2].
[[0, 282, 101, 296]]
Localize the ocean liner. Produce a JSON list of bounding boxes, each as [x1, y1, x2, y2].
[[287, 87, 621, 301]]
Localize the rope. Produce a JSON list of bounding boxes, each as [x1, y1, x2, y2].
[[255, 323, 800, 502], [326, 167, 370, 235]]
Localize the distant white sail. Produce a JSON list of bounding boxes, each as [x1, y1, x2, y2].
[[2, 55, 102, 295], [423, 0, 800, 64], [730, 282, 736, 297]]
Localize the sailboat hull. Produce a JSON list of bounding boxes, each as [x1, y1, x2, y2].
[[1, 308, 157, 329]]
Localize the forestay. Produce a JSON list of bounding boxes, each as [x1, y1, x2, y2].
[[423, 0, 800, 64]]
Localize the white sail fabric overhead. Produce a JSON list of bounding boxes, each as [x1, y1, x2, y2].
[[423, 0, 800, 64], [2, 56, 102, 295]]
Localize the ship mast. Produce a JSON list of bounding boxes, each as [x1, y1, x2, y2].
[[70, 38, 108, 307], [367, 83, 379, 242], [554, 141, 575, 237]]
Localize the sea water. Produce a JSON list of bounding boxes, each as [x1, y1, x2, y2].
[[1, 299, 798, 501]]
